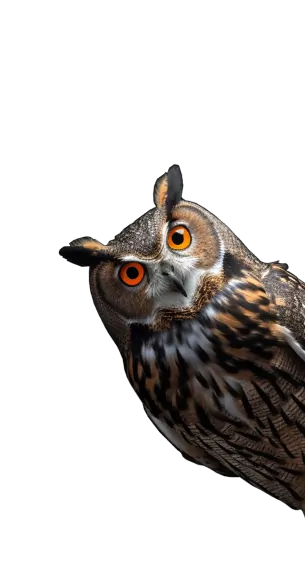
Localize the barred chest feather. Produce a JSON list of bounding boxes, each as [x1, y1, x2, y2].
[[125, 275, 281, 429], [127, 321, 271, 440], [124, 278, 305, 512]]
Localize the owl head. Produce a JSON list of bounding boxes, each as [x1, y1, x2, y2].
[[60, 165, 261, 350]]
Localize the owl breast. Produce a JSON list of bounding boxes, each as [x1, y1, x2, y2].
[[126, 315, 237, 430]]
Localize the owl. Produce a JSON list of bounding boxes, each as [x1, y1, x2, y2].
[[60, 164, 305, 514]]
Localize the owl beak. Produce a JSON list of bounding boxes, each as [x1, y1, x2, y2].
[[161, 264, 187, 297]]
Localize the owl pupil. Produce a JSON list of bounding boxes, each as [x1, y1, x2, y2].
[[172, 231, 184, 245], [126, 266, 139, 279]]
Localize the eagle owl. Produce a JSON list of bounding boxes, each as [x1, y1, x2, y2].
[[60, 164, 305, 514]]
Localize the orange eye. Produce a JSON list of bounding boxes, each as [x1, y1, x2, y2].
[[119, 262, 145, 286], [167, 225, 191, 250]]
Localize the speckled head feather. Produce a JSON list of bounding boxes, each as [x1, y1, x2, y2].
[[108, 208, 166, 259], [107, 173, 193, 261]]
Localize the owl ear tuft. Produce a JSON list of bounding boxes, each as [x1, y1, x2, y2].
[[153, 164, 183, 216], [59, 236, 112, 267]]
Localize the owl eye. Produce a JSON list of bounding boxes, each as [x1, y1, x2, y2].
[[167, 225, 191, 250], [119, 262, 145, 286]]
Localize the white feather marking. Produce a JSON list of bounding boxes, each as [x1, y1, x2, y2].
[[221, 394, 249, 423], [162, 343, 177, 361], [179, 346, 208, 366], [207, 235, 225, 276], [204, 305, 217, 321], [261, 267, 270, 279], [140, 345, 156, 363], [281, 326, 305, 362], [223, 277, 244, 293], [185, 330, 212, 353], [224, 376, 243, 393], [124, 316, 151, 325]]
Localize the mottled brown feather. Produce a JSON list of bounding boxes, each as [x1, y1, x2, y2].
[[127, 269, 305, 511]]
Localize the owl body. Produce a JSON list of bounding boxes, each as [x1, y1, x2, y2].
[[60, 165, 305, 513]]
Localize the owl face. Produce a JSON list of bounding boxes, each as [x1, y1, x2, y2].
[[94, 201, 221, 320], [60, 165, 224, 346]]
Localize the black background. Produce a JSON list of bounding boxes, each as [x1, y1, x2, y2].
[[56, 161, 304, 521]]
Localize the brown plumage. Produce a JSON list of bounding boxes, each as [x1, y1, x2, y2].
[[59, 164, 305, 514], [127, 267, 305, 511]]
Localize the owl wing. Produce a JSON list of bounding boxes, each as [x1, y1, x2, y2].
[[198, 268, 305, 435], [187, 268, 305, 509]]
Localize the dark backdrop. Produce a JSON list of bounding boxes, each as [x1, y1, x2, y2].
[[56, 158, 304, 521]]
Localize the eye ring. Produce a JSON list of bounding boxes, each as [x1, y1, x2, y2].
[[167, 225, 192, 251], [119, 262, 145, 286]]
